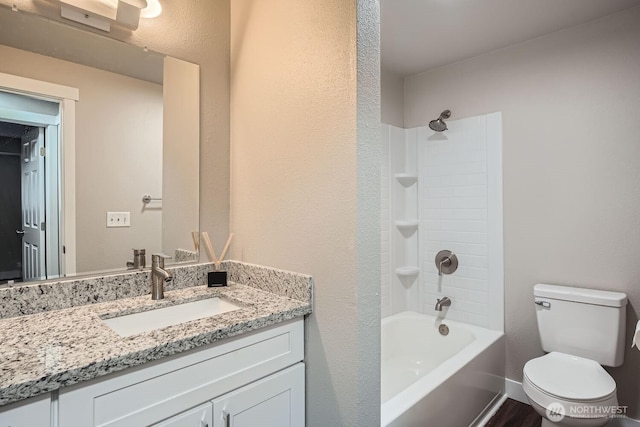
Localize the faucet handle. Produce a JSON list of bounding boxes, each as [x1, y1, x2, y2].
[[435, 250, 458, 276], [152, 253, 172, 268]]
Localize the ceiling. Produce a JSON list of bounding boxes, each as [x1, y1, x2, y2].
[[382, 0, 640, 77]]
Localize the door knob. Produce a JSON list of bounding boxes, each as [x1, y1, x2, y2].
[[15, 230, 25, 236]]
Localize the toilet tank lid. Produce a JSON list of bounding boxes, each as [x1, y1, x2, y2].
[[534, 284, 627, 307]]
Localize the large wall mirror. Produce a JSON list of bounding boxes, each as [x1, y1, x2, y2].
[[0, 5, 200, 285]]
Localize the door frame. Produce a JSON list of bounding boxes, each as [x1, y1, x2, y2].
[[0, 72, 79, 277]]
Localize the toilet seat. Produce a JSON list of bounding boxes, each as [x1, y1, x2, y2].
[[523, 352, 616, 402], [523, 374, 617, 411]]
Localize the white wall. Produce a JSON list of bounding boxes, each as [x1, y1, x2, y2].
[[230, 0, 380, 425], [404, 7, 640, 418], [0, 44, 163, 273], [381, 68, 404, 127]]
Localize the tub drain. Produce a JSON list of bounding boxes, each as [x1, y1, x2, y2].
[[438, 324, 449, 336]]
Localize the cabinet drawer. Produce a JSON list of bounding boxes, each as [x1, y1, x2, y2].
[[59, 319, 303, 427]]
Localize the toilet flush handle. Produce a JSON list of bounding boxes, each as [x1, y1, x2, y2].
[[535, 300, 551, 309]]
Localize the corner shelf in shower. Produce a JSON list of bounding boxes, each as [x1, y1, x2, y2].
[[395, 220, 419, 237], [394, 173, 418, 187], [395, 266, 419, 279]]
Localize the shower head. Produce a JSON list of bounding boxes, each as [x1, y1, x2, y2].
[[429, 110, 451, 132]]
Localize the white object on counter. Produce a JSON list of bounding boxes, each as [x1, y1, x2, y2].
[[632, 320, 640, 349]]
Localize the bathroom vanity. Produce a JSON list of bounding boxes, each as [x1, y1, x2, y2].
[[0, 261, 312, 427]]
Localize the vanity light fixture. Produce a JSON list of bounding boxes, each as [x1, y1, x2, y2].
[[51, 0, 152, 32]]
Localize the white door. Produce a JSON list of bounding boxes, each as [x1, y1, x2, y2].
[[212, 363, 305, 427], [20, 127, 46, 281]]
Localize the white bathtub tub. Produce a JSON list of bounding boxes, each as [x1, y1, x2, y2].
[[381, 311, 505, 427]]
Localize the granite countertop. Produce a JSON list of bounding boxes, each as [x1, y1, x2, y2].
[[0, 265, 312, 406]]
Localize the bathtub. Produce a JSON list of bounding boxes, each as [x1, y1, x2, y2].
[[381, 311, 505, 427]]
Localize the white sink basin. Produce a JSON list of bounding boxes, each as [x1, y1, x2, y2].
[[102, 297, 241, 337]]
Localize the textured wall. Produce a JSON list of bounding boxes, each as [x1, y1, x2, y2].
[[356, 1, 381, 424], [1, 0, 231, 250], [404, 7, 640, 417], [230, 0, 380, 425], [380, 126, 391, 317]]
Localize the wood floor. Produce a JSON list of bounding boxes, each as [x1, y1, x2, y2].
[[485, 398, 542, 427]]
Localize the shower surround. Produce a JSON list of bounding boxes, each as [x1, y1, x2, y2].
[[380, 113, 505, 426], [380, 113, 503, 330]]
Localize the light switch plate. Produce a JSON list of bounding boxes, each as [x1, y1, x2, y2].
[[106, 212, 130, 228]]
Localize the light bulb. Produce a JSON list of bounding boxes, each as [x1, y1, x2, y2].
[[141, 0, 161, 18]]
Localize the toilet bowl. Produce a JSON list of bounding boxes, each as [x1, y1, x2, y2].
[[524, 284, 627, 427], [523, 352, 617, 427]]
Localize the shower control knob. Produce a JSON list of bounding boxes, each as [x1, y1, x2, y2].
[[435, 250, 458, 276]]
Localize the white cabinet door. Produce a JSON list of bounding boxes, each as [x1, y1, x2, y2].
[[0, 395, 50, 427], [59, 320, 303, 427], [212, 363, 305, 427], [152, 402, 212, 427]]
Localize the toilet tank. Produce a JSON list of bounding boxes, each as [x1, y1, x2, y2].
[[534, 284, 627, 367]]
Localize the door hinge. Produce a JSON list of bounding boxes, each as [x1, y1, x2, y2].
[[40, 222, 46, 231], [40, 147, 46, 157]]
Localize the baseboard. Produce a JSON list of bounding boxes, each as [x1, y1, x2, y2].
[[504, 377, 528, 404], [472, 393, 508, 427], [504, 378, 640, 426]]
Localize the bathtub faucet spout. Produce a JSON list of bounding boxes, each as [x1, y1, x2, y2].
[[435, 297, 451, 311]]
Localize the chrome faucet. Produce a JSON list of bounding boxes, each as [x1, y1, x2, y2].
[[151, 254, 172, 300], [435, 297, 451, 311], [126, 248, 146, 269]]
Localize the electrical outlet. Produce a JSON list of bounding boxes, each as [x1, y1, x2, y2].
[[106, 212, 130, 228]]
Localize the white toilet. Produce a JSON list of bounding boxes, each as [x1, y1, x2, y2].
[[523, 284, 627, 427]]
